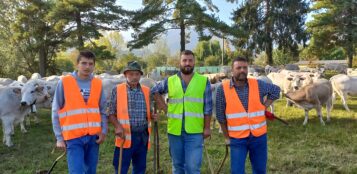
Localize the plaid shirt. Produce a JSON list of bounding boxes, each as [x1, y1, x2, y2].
[[216, 78, 280, 124], [108, 83, 148, 132]]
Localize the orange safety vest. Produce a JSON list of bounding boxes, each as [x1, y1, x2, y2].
[[58, 75, 102, 141], [222, 78, 267, 138], [115, 83, 151, 149]]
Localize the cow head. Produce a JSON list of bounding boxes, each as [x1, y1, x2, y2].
[[21, 80, 50, 106]]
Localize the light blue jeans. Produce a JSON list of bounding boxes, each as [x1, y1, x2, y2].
[[65, 135, 99, 174], [168, 131, 203, 174], [230, 133, 267, 174]]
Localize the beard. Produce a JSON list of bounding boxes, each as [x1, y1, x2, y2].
[[126, 78, 139, 84], [180, 65, 194, 75], [234, 72, 247, 82]]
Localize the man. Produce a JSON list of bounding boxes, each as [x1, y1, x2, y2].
[[108, 61, 156, 174], [216, 57, 280, 174], [151, 50, 212, 174], [51, 50, 107, 174]]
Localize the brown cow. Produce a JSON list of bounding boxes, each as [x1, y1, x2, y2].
[[285, 79, 333, 125]]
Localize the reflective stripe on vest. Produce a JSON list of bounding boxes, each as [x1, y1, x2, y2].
[[115, 83, 151, 149], [58, 75, 102, 141], [222, 78, 267, 138], [167, 72, 207, 135], [59, 108, 100, 118]]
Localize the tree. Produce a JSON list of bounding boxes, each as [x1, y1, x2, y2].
[[128, 0, 236, 51], [48, 0, 128, 49], [146, 53, 168, 72], [193, 39, 222, 65], [307, 0, 357, 67], [5, 0, 68, 76], [232, 0, 309, 65]]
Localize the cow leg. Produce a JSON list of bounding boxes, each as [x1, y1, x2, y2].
[[20, 121, 27, 133], [33, 113, 39, 124], [19, 117, 27, 133], [341, 93, 350, 112], [303, 109, 309, 126], [326, 97, 333, 122], [316, 106, 325, 126], [26, 114, 31, 126], [3, 118, 14, 147], [11, 123, 15, 135]]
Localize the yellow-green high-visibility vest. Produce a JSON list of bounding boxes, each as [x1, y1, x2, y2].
[[167, 72, 207, 135]]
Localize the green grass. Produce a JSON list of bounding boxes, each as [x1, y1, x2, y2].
[[0, 97, 356, 174]]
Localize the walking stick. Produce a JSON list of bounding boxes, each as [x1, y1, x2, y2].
[[36, 148, 66, 174], [216, 144, 229, 174], [153, 103, 159, 174], [118, 138, 125, 174], [46, 151, 66, 174]]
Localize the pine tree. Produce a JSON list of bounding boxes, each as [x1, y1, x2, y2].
[[128, 0, 236, 51], [307, 0, 357, 68], [232, 0, 309, 65]]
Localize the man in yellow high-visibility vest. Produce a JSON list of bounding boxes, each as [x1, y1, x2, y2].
[[152, 50, 212, 174]]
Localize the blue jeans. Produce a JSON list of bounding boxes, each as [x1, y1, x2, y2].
[[230, 133, 267, 174], [65, 135, 99, 174], [113, 131, 148, 174], [168, 131, 203, 174]]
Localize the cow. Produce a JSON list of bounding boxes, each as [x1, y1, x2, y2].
[[0, 78, 14, 86], [347, 68, 357, 76], [324, 63, 347, 73], [0, 79, 50, 147], [30, 73, 42, 80], [265, 65, 280, 74], [285, 64, 300, 71], [17, 75, 28, 83], [330, 74, 357, 112], [285, 79, 333, 125]]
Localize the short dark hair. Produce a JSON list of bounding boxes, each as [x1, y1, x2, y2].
[[180, 50, 195, 58], [232, 56, 248, 66], [77, 50, 96, 64]]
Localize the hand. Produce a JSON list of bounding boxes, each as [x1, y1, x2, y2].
[[152, 113, 159, 122], [203, 128, 211, 139], [115, 125, 125, 139], [96, 133, 106, 144], [56, 141, 66, 151]]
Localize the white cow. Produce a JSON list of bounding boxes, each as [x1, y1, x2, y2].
[[0, 78, 14, 86], [0, 79, 50, 147], [285, 79, 333, 125], [347, 68, 357, 76], [330, 74, 357, 111], [30, 73, 42, 80], [17, 75, 28, 83]]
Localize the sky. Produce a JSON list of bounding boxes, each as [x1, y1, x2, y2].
[[117, 0, 237, 41]]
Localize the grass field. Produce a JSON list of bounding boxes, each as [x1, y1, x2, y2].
[[0, 96, 356, 174]]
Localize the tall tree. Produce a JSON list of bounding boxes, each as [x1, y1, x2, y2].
[[48, 0, 128, 49], [232, 0, 309, 65], [10, 0, 66, 76], [307, 0, 357, 68], [128, 0, 236, 51]]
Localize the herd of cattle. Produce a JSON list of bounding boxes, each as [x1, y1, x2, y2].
[[0, 64, 356, 147]]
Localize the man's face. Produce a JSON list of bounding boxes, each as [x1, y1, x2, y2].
[[125, 71, 141, 85], [180, 54, 195, 75], [77, 57, 95, 77], [232, 61, 248, 82]]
